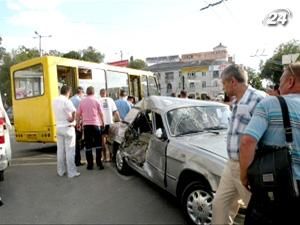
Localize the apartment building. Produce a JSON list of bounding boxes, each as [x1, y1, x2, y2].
[[147, 43, 233, 98]]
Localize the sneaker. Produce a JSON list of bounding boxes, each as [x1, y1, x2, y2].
[[68, 172, 80, 178]]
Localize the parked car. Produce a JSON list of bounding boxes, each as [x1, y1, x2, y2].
[[108, 96, 230, 225], [0, 94, 12, 181]]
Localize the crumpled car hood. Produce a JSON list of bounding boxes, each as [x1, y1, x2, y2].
[[174, 132, 228, 160]]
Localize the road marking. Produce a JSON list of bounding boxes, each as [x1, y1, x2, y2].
[[11, 162, 57, 167], [12, 157, 55, 161]]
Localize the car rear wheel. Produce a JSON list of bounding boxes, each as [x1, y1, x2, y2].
[[181, 181, 213, 225], [115, 149, 131, 175]]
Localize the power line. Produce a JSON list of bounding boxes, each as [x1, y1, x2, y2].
[[200, 0, 228, 11]]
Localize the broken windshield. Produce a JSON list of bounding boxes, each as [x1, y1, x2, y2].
[[167, 106, 230, 136]]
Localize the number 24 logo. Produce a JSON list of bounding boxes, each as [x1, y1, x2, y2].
[[263, 9, 292, 26]]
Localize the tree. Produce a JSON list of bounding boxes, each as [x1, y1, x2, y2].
[[260, 40, 300, 84], [81, 46, 104, 63], [128, 58, 147, 69], [0, 36, 5, 60], [62, 47, 105, 63], [48, 50, 63, 57], [246, 67, 263, 90], [0, 46, 40, 106], [12, 46, 40, 63], [62, 50, 81, 60]]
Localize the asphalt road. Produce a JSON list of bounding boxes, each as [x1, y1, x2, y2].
[[0, 131, 185, 224]]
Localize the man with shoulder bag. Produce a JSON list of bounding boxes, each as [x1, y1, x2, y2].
[[212, 64, 266, 225], [240, 62, 300, 225]]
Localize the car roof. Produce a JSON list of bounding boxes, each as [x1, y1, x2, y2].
[[135, 96, 228, 114]]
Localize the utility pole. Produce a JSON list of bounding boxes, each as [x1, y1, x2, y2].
[[33, 31, 52, 56], [120, 50, 123, 61]]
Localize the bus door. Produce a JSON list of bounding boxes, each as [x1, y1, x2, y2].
[[56, 66, 76, 92], [129, 75, 141, 101]]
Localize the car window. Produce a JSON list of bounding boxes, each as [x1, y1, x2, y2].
[[167, 106, 230, 136], [131, 110, 153, 134]]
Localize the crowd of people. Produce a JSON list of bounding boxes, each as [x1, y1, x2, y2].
[[52, 87, 133, 177], [51, 62, 300, 224]]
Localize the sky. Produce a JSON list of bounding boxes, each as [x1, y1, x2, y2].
[[0, 0, 299, 70]]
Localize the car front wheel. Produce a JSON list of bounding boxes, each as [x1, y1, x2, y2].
[[115, 149, 131, 175], [181, 181, 213, 225]]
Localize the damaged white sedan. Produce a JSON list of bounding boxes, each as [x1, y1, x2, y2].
[[108, 96, 230, 225]]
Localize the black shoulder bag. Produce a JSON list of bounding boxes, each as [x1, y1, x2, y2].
[[247, 96, 299, 201]]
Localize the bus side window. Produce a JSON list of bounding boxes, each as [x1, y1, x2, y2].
[[141, 75, 148, 98], [106, 70, 128, 100], [129, 75, 141, 101], [78, 68, 105, 96], [14, 64, 44, 99], [148, 76, 159, 96], [57, 66, 76, 92]]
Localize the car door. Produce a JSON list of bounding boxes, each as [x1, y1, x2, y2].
[[145, 112, 169, 187], [122, 110, 153, 166]]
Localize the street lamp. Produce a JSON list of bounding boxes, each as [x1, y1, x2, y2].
[[33, 31, 52, 56]]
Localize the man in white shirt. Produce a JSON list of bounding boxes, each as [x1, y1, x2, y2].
[[53, 86, 80, 178], [99, 89, 120, 162]]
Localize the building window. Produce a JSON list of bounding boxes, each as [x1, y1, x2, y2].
[[165, 72, 174, 81], [202, 81, 206, 88], [213, 70, 219, 78], [187, 72, 196, 79], [202, 72, 206, 77], [167, 83, 172, 94], [190, 82, 195, 89], [213, 80, 218, 87]]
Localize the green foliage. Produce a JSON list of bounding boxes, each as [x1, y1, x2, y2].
[[63, 46, 104, 63], [246, 67, 263, 90], [62, 50, 81, 60], [260, 40, 300, 84], [0, 53, 13, 106], [128, 58, 147, 69], [82, 46, 104, 63], [48, 50, 63, 57], [12, 46, 40, 63]]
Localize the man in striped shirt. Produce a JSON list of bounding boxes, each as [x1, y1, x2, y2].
[[212, 64, 266, 225], [240, 62, 300, 224]]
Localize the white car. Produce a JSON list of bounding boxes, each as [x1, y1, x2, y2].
[[0, 94, 12, 181]]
